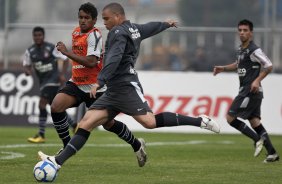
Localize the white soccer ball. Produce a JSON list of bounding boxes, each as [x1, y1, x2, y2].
[[33, 160, 58, 182]]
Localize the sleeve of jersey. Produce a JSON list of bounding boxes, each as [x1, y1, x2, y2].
[[52, 47, 68, 61], [97, 30, 127, 87], [250, 48, 272, 68], [86, 31, 103, 58], [137, 22, 170, 40], [22, 49, 31, 66]]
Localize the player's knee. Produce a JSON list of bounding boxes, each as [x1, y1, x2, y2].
[[50, 102, 63, 113], [226, 114, 235, 124], [141, 119, 156, 129], [142, 123, 155, 129], [102, 120, 115, 130]]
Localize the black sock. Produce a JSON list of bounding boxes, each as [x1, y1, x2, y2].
[[66, 115, 76, 128], [253, 124, 276, 155], [38, 109, 47, 138], [106, 120, 141, 152], [55, 128, 90, 165], [230, 119, 260, 142], [51, 112, 71, 147], [155, 112, 201, 128]]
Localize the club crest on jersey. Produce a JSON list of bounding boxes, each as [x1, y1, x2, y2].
[[73, 31, 80, 36], [44, 51, 50, 58], [237, 68, 246, 76]]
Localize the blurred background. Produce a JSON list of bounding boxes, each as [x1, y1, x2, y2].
[[1, 0, 282, 72]]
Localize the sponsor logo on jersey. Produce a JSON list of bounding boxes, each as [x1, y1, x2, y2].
[[73, 65, 85, 69], [35, 61, 53, 73], [44, 51, 50, 58], [129, 28, 140, 39]]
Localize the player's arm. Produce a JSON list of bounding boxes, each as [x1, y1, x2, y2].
[[250, 48, 273, 93], [56, 41, 97, 68], [213, 62, 237, 76], [52, 47, 69, 83], [22, 49, 32, 76], [137, 21, 177, 40]]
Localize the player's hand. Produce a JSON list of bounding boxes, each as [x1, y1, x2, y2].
[[90, 84, 100, 98], [56, 41, 68, 54], [250, 80, 260, 93], [166, 19, 178, 28], [213, 66, 225, 76]]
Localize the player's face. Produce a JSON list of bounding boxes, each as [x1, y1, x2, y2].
[[33, 31, 44, 45], [102, 9, 119, 30], [78, 10, 96, 33], [238, 25, 253, 43]]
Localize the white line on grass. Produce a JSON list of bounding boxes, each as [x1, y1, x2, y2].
[[0, 151, 25, 160], [0, 140, 234, 149]]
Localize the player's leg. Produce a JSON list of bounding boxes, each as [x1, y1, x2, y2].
[[87, 91, 144, 160], [227, 114, 263, 156], [250, 117, 279, 162], [55, 109, 109, 166], [102, 119, 146, 167], [226, 96, 266, 156], [28, 97, 48, 143], [126, 82, 220, 133], [51, 92, 77, 147], [227, 114, 260, 142], [227, 96, 261, 141], [38, 109, 109, 169], [132, 111, 220, 133], [103, 120, 141, 152]]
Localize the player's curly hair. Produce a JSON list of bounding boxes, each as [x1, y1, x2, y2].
[[79, 2, 98, 19], [33, 26, 45, 36]]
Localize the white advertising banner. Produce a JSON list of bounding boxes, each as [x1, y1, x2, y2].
[[113, 71, 282, 134]]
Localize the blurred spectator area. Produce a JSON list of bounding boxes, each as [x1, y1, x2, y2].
[[1, 0, 282, 73], [137, 28, 282, 72]]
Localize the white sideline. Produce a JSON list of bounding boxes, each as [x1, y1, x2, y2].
[[0, 140, 234, 149], [0, 140, 234, 160], [0, 151, 25, 160]]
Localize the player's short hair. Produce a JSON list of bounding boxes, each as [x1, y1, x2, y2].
[[238, 19, 253, 31], [79, 2, 98, 19], [32, 26, 45, 35], [103, 2, 125, 16]]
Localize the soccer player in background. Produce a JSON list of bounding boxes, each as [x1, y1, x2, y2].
[[38, 2, 220, 173], [23, 26, 75, 143], [51, 2, 147, 167], [213, 19, 279, 163]]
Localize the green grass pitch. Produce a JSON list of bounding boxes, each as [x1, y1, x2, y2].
[[0, 127, 281, 184]]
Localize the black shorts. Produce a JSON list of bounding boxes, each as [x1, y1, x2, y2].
[[58, 81, 101, 108], [40, 85, 60, 104], [228, 94, 262, 120], [89, 81, 152, 119]]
